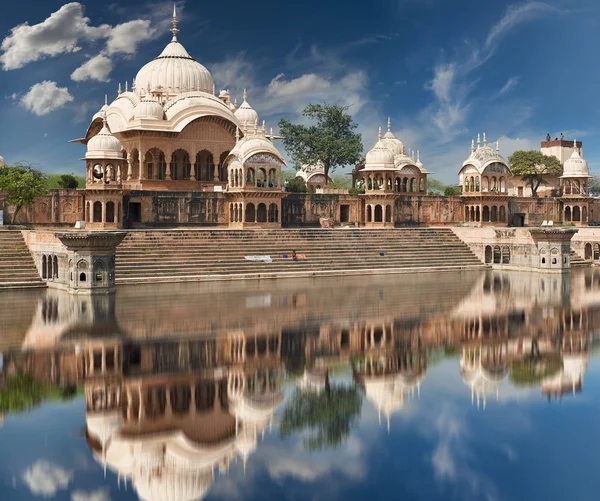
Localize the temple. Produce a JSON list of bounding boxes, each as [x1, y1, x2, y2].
[[1, 7, 595, 233]]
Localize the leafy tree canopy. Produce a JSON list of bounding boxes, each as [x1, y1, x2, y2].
[[0, 163, 47, 224], [287, 176, 307, 193], [279, 104, 363, 184], [0, 374, 79, 414], [508, 150, 562, 197], [588, 175, 600, 196], [279, 371, 362, 451], [47, 173, 84, 189]]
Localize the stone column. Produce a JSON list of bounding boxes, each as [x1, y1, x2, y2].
[[190, 383, 196, 414], [101, 347, 106, 374], [139, 150, 145, 181], [189, 149, 197, 181], [165, 152, 172, 180], [102, 202, 106, 223], [127, 153, 133, 181], [165, 386, 172, 418]]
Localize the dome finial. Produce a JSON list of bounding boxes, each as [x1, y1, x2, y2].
[[117, 82, 121, 95], [574, 139, 577, 148], [417, 150, 420, 162], [483, 132, 487, 146], [125, 80, 128, 92], [477, 133, 481, 148], [243, 88, 247, 101], [378, 126, 382, 139], [496, 140, 499, 152], [387, 117, 391, 132], [171, 3, 179, 42], [104, 94, 107, 106], [471, 138, 475, 152]]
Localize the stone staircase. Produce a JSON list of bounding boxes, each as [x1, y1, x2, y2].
[[115, 228, 486, 284], [0, 230, 46, 289], [570, 250, 590, 267]]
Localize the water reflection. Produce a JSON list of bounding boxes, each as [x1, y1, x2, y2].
[[0, 269, 599, 500]]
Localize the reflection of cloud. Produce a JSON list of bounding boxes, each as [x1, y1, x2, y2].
[[22, 460, 73, 497], [71, 488, 111, 501]]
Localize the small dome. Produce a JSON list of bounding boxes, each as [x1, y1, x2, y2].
[[86, 121, 123, 160], [365, 129, 395, 169], [562, 141, 590, 178], [135, 97, 164, 120], [381, 118, 404, 156], [234, 90, 258, 127]]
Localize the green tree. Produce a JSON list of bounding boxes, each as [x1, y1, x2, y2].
[[57, 174, 80, 189], [287, 177, 308, 193], [427, 178, 446, 195], [328, 174, 352, 191], [0, 164, 47, 224], [279, 104, 363, 185], [508, 150, 563, 197], [0, 374, 78, 414], [279, 370, 362, 451], [588, 175, 600, 196], [444, 185, 461, 196]]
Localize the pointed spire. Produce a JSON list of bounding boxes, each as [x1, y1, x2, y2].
[[471, 138, 475, 152], [496, 140, 499, 152], [378, 126, 382, 139], [104, 94, 108, 107], [125, 80, 128, 92], [213, 83, 215, 95], [243, 88, 247, 101], [171, 3, 179, 42], [477, 133, 481, 148], [387, 116, 391, 132], [132, 77, 136, 91], [118, 82, 122, 95], [483, 132, 487, 146], [417, 150, 420, 163]]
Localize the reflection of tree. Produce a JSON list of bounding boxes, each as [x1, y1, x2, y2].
[[0, 375, 78, 414], [509, 355, 562, 388], [279, 370, 362, 451]]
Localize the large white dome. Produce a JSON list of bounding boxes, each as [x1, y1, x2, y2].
[[365, 130, 395, 169], [134, 10, 213, 97], [562, 141, 590, 178]]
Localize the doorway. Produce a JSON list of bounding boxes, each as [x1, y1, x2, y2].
[[128, 202, 142, 223], [340, 205, 350, 223]]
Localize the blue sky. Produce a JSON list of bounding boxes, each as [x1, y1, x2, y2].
[[0, 0, 599, 183]]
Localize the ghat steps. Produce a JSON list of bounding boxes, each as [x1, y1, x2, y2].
[[115, 228, 486, 284], [0, 231, 46, 289]]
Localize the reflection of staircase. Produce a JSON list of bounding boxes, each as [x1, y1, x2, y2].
[[570, 250, 590, 268], [0, 231, 45, 289], [115, 228, 486, 284]]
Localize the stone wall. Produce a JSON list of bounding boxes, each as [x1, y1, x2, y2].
[[2, 189, 84, 226], [452, 226, 576, 272]]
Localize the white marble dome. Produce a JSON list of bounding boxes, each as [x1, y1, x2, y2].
[[365, 130, 395, 169], [135, 32, 213, 96], [562, 141, 590, 178], [381, 118, 404, 156], [234, 91, 258, 126], [135, 96, 164, 120], [86, 121, 123, 160]]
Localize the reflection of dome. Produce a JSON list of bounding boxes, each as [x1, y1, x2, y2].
[[461, 346, 509, 409], [86, 410, 122, 447], [234, 90, 259, 126], [86, 121, 123, 160], [134, 9, 213, 96], [135, 97, 164, 120], [562, 141, 590, 178], [135, 468, 213, 501], [365, 129, 395, 169]]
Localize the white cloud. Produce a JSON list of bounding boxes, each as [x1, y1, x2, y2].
[[71, 54, 113, 82], [497, 76, 520, 97], [105, 20, 155, 55], [424, 2, 562, 141], [22, 460, 73, 497], [485, 2, 560, 52], [267, 73, 331, 99], [71, 487, 111, 501], [20, 81, 74, 116], [210, 52, 255, 98], [0, 3, 109, 70]]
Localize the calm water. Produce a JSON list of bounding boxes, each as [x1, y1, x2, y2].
[[1, 270, 600, 501]]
